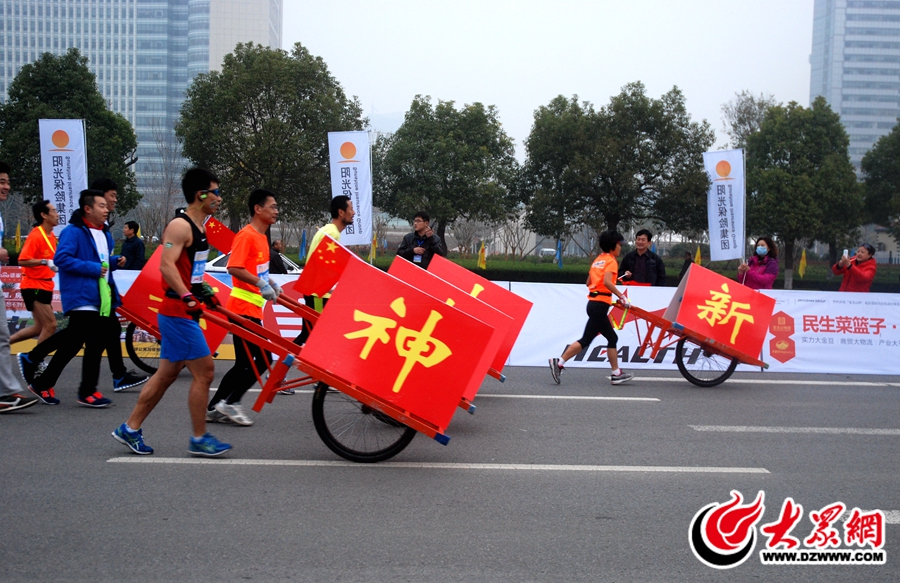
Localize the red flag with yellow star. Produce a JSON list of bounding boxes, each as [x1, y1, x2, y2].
[[294, 234, 362, 297], [203, 216, 235, 253], [300, 259, 494, 432]]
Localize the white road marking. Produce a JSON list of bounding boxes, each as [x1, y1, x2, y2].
[[628, 377, 900, 387], [475, 394, 659, 402], [691, 425, 900, 436], [107, 457, 768, 473]]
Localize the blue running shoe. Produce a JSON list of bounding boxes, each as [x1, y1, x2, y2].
[[18, 353, 37, 385], [189, 433, 232, 457], [111, 423, 153, 455]]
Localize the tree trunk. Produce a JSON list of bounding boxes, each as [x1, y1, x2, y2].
[[783, 240, 795, 290], [436, 219, 448, 254]]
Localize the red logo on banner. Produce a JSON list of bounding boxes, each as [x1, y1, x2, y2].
[[300, 260, 494, 431], [768, 311, 796, 363]]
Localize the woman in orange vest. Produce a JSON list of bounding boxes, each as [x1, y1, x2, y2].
[[11, 200, 60, 346]]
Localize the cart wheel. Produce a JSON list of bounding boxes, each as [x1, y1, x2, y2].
[[311, 382, 416, 463], [675, 337, 738, 387], [125, 322, 161, 375]]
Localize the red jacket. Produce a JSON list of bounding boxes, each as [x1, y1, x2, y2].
[[832, 258, 877, 292]]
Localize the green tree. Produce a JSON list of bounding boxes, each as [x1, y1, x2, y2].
[[746, 97, 862, 288], [176, 43, 365, 228], [374, 96, 518, 247], [520, 83, 714, 244], [861, 120, 900, 245], [0, 48, 139, 214], [720, 90, 779, 150]]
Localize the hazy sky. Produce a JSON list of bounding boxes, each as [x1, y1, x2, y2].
[[283, 1, 815, 159]]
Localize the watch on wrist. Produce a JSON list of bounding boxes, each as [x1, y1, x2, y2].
[[41, 259, 48, 266]]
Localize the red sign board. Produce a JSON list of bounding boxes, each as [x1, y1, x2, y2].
[[426, 254, 532, 373], [120, 247, 229, 352], [668, 264, 775, 357], [300, 259, 495, 432], [388, 256, 511, 399]]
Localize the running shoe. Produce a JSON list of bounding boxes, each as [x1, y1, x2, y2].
[[0, 392, 38, 413], [17, 353, 38, 385], [549, 358, 563, 385], [113, 370, 149, 392], [189, 433, 232, 457], [277, 388, 295, 395], [76, 392, 112, 408], [111, 423, 153, 455], [27, 385, 59, 405], [214, 401, 253, 426], [610, 371, 634, 385], [205, 409, 233, 424]]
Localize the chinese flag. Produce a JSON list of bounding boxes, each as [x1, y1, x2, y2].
[[294, 234, 361, 297], [301, 259, 494, 432], [388, 256, 512, 399], [204, 216, 235, 254], [669, 263, 775, 357], [120, 247, 229, 353], [427, 254, 532, 374]]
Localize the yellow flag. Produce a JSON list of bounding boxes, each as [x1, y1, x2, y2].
[[477, 241, 487, 270], [694, 246, 701, 265], [367, 229, 377, 263], [798, 248, 807, 279], [15, 222, 21, 252]]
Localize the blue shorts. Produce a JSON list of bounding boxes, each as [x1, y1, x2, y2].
[[158, 314, 211, 362]]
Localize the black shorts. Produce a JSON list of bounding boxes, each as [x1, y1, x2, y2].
[[23, 288, 53, 312]]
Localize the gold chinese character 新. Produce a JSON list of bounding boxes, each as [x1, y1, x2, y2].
[[696, 283, 754, 344], [344, 297, 453, 393]]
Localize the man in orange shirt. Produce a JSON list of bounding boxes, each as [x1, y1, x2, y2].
[[207, 189, 282, 426], [11, 200, 60, 347], [549, 230, 634, 386]]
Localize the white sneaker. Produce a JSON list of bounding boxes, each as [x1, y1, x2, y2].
[[214, 401, 254, 426], [206, 409, 232, 424]]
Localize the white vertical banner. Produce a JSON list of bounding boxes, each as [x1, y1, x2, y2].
[[327, 130, 371, 246], [703, 148, 745, 262], [39, 119, 88, 236]]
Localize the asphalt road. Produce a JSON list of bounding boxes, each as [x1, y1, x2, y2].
[[2, 359, 898, 582]]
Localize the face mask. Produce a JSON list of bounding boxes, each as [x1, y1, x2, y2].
[[756, 246, 767, 257]]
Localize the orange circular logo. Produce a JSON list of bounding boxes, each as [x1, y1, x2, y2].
[[715, 160, 731, 178], [51, 130, 70, 148], [340, 142, 357, 159]]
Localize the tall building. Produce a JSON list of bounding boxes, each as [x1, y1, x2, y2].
[[0, 0, 282, 190], [809, 0, 900, 168]]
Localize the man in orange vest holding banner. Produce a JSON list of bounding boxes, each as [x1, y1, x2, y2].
[[112, 168, 231, 457], [206, 189, 282, 426]]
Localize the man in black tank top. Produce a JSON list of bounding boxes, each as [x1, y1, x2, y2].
[[112, 169, 232, 458]]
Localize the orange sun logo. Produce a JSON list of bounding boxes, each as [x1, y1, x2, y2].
[[51, 130, 70, 149], [716, 160, 731, 178], [340, 142, 357, 160]]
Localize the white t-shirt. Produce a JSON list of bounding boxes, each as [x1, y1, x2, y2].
[[72, 227, 110, 312]]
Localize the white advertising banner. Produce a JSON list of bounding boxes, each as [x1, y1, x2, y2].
[[508, 283, 900, 375], [703, 149, 745, 262], [327, 131, 372, 246], [39, 119, 88, 236]]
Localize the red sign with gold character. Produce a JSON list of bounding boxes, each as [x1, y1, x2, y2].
[[668, 264, 775, 357], [388, 256, 513, 400], [120, 247, 229, 352], [300, 259, 495, 431], [426, 254, 532, 373]]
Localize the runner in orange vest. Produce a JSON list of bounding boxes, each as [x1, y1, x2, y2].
[[11, 200, 60, 347]]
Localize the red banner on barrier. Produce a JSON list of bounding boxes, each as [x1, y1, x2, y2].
[[300, 259, 494, 431], [426, 254, 532, 373]]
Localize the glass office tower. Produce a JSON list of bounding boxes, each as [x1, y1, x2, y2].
[[810, 0, 900, 168], [0, 0, 282, 189]]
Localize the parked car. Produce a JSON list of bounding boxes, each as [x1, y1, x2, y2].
[[205, 252, 302, 274]]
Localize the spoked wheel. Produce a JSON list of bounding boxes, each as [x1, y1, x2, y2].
[[675, 337, 738, 387], [311, 381, 416, 463], [125, 322, 161, 374]]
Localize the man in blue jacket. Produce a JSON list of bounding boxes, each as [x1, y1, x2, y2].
[[25, 190, 124, 407]]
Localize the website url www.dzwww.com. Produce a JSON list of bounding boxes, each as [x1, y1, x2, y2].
[[760, 550, 886, 565]]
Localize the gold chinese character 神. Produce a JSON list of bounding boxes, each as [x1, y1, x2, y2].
[[696, 283, 754, 344], [344, 297, 453, 393]]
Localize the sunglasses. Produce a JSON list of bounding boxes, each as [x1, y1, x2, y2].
[[198, 188, 220, 199]]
